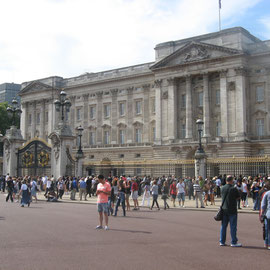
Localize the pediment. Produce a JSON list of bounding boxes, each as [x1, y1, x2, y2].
[[20, 81, 52, 95], [151, 42, 244, 70]]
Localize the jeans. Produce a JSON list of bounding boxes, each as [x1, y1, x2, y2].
[[265, 218, 270, 247], [220, 214, 238, 245], [114, 192, 126, 216], [253, 197, 260, 210], [151, 194, 160, 209], [6, 188, 13, 202]]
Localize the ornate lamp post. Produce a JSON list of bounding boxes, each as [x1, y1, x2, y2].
[[7, 99, 22, 126], [54, 91, 71, 122], [75, 125, 84, 177], [76, 125, 84, 157], [195, 119, 206, 179], [196, 119, 204, 153]]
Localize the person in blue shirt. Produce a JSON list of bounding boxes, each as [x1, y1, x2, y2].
[[70, 178, 77, 200]]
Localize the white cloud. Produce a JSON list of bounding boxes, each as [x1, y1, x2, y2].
[[0, 0, 263, 83]]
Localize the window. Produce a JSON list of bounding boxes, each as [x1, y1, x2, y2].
[[89, 131, 95, 145], [181, 94, 186, 108], [45, 111, 48, 123], [89, 106, 96, 119], [104, 104, 110, 118], [76, 108, 81, 121], [36, 113, 40, 125], [216, 121, 221, 137], [256, 119, 264, 137], [135, 100, 142, 115], [135, 153, 141, 158], [256, 86, 264, 102], [104, 130, 110, 144], [28, 114, 32, 125], [152, 127, 156, 141], [90, 155, 95, 159], [119, 102, 125, 116], [119, 154, 125, 158], [198, 92, 203, 107], [135, 128, 142, 143], [151, 98, 156, 114], [258, 149, 264, 156], [119, 129, 125, 144], [216, 90, 220, 105], [135, 168, 142, 175], [181, 124, 186, 138]]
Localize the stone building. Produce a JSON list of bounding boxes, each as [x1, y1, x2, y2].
[[19, 27, 270, 177]]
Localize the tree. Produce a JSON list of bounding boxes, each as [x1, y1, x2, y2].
[[0, 102, 20, 135]]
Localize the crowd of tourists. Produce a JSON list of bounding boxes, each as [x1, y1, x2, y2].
[[0, 173, 269, 211], [1, 173, 270, 249]]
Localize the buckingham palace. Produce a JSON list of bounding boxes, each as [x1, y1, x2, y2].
[[18, 27, 270, 177]]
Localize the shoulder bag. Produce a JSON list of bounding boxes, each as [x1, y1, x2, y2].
[[214, 189, 229, 221]]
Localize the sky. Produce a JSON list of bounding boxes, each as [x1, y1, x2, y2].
[[0, 0, 270, 84]]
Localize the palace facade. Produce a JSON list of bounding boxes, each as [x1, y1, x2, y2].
[[19, 27, 270, 177]]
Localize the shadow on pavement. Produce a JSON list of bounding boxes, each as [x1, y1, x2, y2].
[[0, 216, 5, 220], [242, 246, 267, 250], [109, 228, 152, 234]]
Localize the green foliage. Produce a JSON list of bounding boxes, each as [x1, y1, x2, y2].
[[0, 102, 20, 135]]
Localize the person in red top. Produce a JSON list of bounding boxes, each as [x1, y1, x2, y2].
[[131, 178, 139, 210], [170, 180, 177, 207], [96, 175, 111, 230]]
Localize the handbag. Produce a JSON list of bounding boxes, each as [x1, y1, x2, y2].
[[214, 189, 229, 221]]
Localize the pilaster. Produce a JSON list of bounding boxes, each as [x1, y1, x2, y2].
[[203, 73, 210, 138], [185, 75, 193, 139], [167, 78, 177, 141], [110, 89, 118, 144], [220, 69, 228, 139], [154, 80, 162, 144], [143, 84, 151, 143], [96, 91, 103, 145], [127, 87, 134, 143]]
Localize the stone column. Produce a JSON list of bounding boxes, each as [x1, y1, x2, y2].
[[235, 67, 247, 139], [143, 84, 151, 143], [167, 78, 177, 141], [195, 151, 206, 179], [40, 99, 46, 139], [154, 79, 162, 144], [83, 94, 89, 145], [96, 91, 103, 145], [127, 87, 134, 143], [185, 75, 193, 139], [220, 70, 228, 138], [48, 98, 55, 136], [31, 101, 36, 138], [20, 102, 27, 140], [69, 95, 76, 134], [203, 73, 210, 138], [110, 89, 118, 144], [3, 127, 25, 176]]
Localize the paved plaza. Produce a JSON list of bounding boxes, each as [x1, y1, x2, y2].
[[0, 193, 269, 270]]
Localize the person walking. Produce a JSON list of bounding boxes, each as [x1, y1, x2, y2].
[[193, 179, 205, 208], [260, 182, 270, 249], [161, 180, 170, 210], [141, 180, 151, 207], [96, 175, 111, 230], [79, 178, 87, 201], [57, 177, 65, 199], [6, 176, 14, 202], [30, 178, 38, 203], [150, 180, 160, 210], [114, 179, 126, 217], [169, 180, 177, 207], [19, 180, 31, 207], [131, 178, 139, 210], [219, 175, 242, 247], [176, 179, 186, 207], [70, 178, 77, 200]]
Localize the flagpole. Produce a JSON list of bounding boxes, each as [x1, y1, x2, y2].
[[219, 0, 221, 31]]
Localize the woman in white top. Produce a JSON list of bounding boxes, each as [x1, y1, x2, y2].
[[19, 180, 30, 207], [31, 178, 38, 203]]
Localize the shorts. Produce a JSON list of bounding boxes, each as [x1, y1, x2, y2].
[[97, 203, 109, 213], [132, 191, 138, 200], [171, 194, 176, 200], [177, 193, 185, 201], [241, 192, 247, 201]]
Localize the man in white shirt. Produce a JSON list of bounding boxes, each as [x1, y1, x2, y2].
[[215, 177, 221, 198], [176, 179, 186, 207], [44, 176, 52, 197]]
